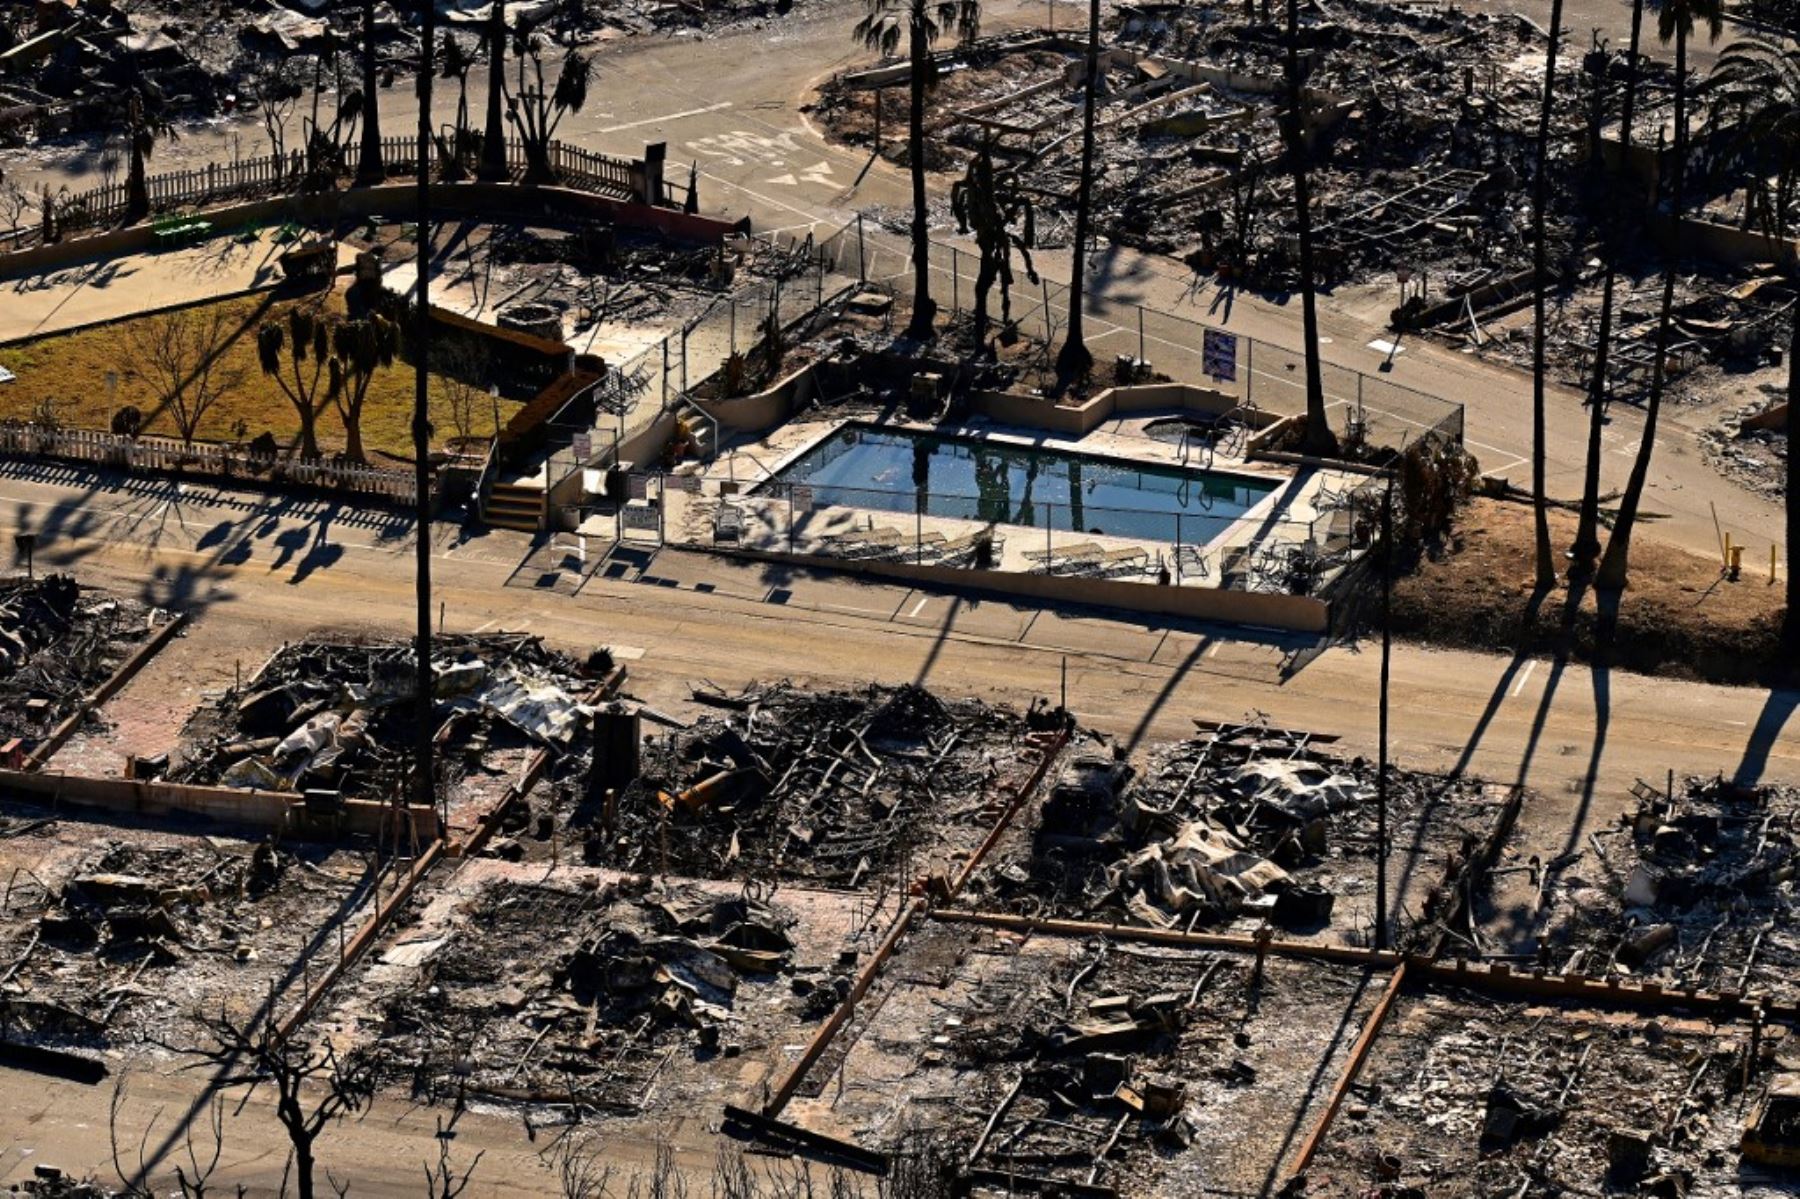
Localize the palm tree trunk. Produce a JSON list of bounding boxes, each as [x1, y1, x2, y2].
[[904, 5, 936, 340], [355, 0, 385, 186], [479, 5, 509, 181], [1572, 0, 1647, 573], [127, 136, 149, 221], [344, 407, 366, 463], [1598, 27, 1688, 591], [1287, 0, 1333, 457], [1786, 307, 1799, 650], [1055, 0, 1102, 383], [414, 0, 437, 817], [1529, 0, 1565, 587]]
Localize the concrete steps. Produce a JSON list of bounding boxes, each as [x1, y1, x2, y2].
[[483, 481, 546, 532]]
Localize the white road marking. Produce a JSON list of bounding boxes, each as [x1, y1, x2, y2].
[[599, 101, 732, 134], [907, 595, 930, 618], [609, 645, 647, 661], [1511, 658, 1538, 698]]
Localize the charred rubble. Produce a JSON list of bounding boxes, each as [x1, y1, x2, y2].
[[972, 718, 1497, 947], [169, 634, 598, 803], [1536, 775, 1800, 1001], [0, 575, 152, 751], [577, 682, 1042, 886]]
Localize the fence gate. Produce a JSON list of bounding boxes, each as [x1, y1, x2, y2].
[[619, 472, 664, 545]]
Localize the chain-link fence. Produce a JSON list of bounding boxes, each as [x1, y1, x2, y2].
[[690, 478, 1370, 597], [546, 232, 863, 488], [815, 216, 1465, 454]]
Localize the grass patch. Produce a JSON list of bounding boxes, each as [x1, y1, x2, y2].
[[0, 287, 521, 461]]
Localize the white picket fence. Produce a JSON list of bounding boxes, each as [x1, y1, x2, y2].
[[0, 423, 419, 504]]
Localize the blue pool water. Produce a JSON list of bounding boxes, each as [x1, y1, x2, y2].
[[766, 425, 1278, 544]]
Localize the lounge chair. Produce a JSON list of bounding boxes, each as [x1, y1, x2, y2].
[[1173, 544, 1210, 581], [836, 527, 905, 558], [1314, 478, 1354, 512], [936, 529, 1006, 567], [1081, 546, 1150, 577], [1025, 540, 1104, 572]]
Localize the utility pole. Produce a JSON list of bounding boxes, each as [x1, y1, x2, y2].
[[1375, 472, 1394, 951], [412, 0, 437, 823]]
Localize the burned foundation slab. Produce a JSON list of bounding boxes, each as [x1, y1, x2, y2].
[[0, 803, 375, 1063], [1307, 988, 1787, 1197]]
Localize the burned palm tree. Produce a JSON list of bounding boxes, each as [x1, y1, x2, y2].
[[1280, 0, 1335, 457], [853, 0, 980, 341], [123, 85, 174, 222], [505, 32, 592, 185], [1597, 0, 1724, 591], [950, 143, 1038, 345], [1527, 0, 1566, 588], [478, 0, 510, 181], [1571, 0, 1648, 579], [438, 32, 476, 180], [327, 314, 400, 463], [1055, 0, 1102, 383], [353, 0, 386, 186]]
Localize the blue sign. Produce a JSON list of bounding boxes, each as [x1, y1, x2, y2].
[[1202, 329, 1238, 383]]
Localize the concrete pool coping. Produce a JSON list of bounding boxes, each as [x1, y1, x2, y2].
[[660, 413, 1366, 632]]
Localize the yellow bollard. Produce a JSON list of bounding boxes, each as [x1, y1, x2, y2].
[[1776, 544, 1782, 586], [1724, 531, 1734, 571], [1729, 544, 1744, 581]]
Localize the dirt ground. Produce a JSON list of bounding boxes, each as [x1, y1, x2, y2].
[[1390, 496, 1791, 687]]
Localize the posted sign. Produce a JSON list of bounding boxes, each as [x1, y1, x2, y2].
[[1202, 329, 1238, 383]]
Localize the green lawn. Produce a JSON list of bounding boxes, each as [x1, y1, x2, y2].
[[0, 288, 519, 461]]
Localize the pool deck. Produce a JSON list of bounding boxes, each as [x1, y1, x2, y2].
[[665, 412, 1369, 595]]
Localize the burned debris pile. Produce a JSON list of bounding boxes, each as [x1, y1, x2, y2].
[[976, 719, 1495, 946], [938, 942, 1266, 1191], [584, 683, 1032, 886], [374, 877, 809, 1108], [170, 634, 596, 803], [1537, 776, 1800, 999], [0, 575, 151, 749], [1313, 991, 1766, 1196], [0, 827, 359, 1051]]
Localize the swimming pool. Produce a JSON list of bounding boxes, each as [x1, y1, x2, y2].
[[765, 425, 1279, 545]]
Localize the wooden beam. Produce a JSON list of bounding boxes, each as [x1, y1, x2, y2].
[[1284, 962, 1409, 1182], [721, 1105, 890, 1175]]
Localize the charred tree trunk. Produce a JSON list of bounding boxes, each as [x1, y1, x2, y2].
[[1599, 26, 1689, 592], [904, 4, 936, 340], [1055, 0, 1102, 384], [479, 3, 509, 181], [355, 0, 386, 186], [1286, 0, 1334, 457], [1572, 0, 1647, 575], [1529, 0, 1566, 587]]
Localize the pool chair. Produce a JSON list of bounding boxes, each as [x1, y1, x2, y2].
[[1082, 546, 1151, 577], [837, 527, 907, 558], [713, 504, 746, 544], [1314, 477, 1354, 512], [936, 529, 1006, 567], [862, 529, 943, 562], [1025, 541, 1104, 573], [1173, 544, 1210, 581]]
